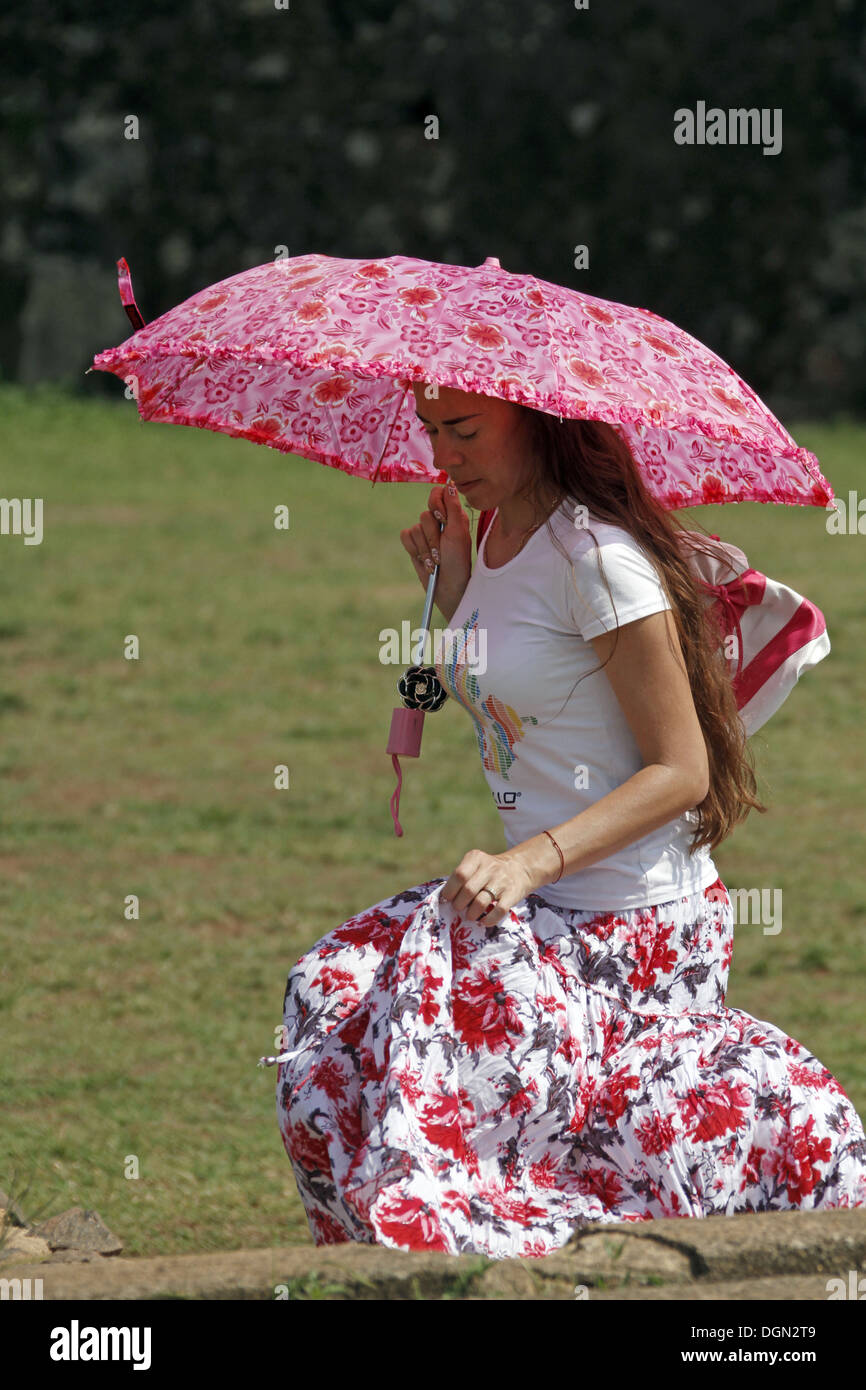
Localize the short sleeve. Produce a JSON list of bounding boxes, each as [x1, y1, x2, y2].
[[564, 535, 672, 639]]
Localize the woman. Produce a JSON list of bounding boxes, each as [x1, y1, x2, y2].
[[272, 383, 866, 1259]]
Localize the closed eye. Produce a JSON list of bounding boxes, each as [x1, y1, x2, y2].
[[423, 427, 478, 440]]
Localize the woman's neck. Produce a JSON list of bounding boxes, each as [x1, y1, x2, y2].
[[496, 492, 559, 538]]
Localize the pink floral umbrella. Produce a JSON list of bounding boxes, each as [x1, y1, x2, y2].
[[89, 251, 835, 834], [90, 251, 833, 510]]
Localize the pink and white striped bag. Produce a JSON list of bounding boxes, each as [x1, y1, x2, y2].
[[672, 530, 829, 736]]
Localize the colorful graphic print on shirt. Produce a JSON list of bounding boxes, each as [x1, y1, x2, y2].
[[436, 607, 538, 779]]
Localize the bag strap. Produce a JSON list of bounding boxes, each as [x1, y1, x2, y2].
[[476, 509, 496, 552]]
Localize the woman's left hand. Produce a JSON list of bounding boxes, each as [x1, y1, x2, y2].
[[439, 848, 536, 927]]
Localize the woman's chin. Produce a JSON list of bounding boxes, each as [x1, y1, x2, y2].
[[462, 481, 487, 504]]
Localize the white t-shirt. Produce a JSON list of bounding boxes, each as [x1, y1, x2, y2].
[[432, 502, 719, 909]]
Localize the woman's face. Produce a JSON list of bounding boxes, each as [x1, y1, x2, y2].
[[411, 383, 538, 511]]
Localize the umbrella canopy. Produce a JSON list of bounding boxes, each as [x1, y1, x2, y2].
[[91, 252, 833, 510]]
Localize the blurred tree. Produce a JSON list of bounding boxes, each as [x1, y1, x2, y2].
[[0, 0, 862, 415]]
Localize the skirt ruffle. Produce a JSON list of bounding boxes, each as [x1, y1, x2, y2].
[[269, 875, 866, 1259]]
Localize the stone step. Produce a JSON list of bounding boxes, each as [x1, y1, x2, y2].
[[1, 1208, 864, 1301]]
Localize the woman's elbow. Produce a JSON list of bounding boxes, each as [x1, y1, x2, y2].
[[683, 763, 710, 807], [658, 759, 708, 809]]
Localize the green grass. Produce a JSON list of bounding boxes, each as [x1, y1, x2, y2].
[[1, 383, 864, 1257]]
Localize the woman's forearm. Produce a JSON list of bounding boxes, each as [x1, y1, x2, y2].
[[507, 764, 707, 895]]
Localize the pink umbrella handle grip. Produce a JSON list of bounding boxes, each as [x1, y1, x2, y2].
[[387, 707, 425, 836]]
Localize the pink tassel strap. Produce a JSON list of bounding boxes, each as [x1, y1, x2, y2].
[[390, 754, 404, 837]]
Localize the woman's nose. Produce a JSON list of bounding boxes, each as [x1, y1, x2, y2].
[[431, 439, 465, 469]]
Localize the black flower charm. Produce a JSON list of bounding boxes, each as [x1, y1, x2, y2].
[[397, 664, 448, 712]]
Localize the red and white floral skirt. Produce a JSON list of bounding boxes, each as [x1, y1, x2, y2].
[[267, 875, 866, 1259]]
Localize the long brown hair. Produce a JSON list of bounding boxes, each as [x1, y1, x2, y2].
[[502, 408, 767, 854]]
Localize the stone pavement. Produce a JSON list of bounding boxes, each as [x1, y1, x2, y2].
[[2, 1208, 865, 1300]]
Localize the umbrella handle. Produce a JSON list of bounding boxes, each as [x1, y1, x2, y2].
[[413, 516, 444, 663]]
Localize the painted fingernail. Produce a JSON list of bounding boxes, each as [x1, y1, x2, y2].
[[424, 557, 434, 570], [433, 510, 444, 521], [431, 547, 439, 562]]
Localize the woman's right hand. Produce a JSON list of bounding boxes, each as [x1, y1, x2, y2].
[[400, 482, 473, 621]]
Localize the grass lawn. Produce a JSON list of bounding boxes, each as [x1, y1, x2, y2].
[[1, 382, 864, 1255]]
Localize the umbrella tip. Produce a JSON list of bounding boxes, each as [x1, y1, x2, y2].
[[481, 256, 501, 269]]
